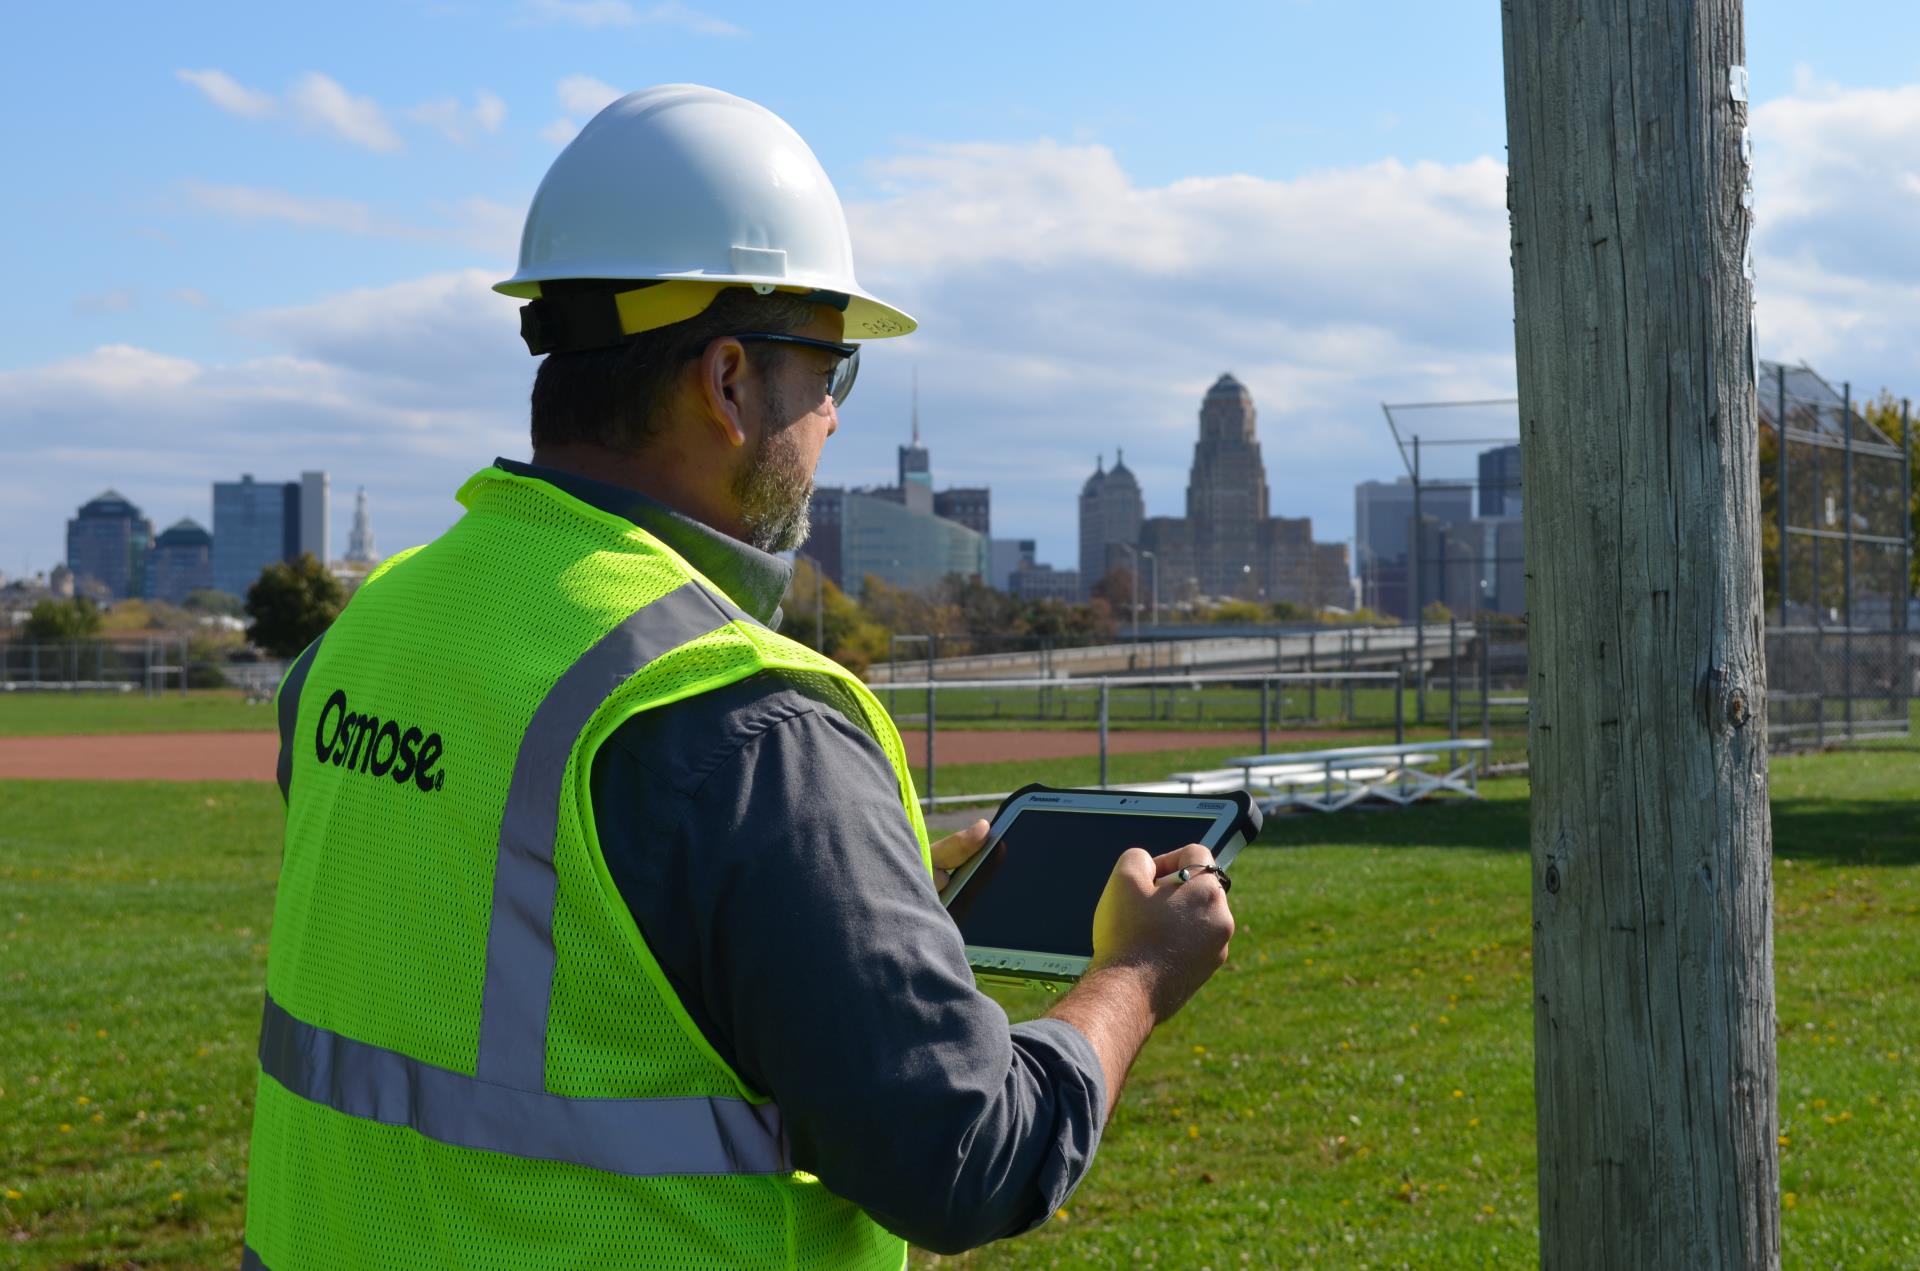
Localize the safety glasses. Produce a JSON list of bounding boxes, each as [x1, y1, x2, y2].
[[728, 333, 861, 407]]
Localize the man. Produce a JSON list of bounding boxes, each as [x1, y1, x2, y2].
[[243, 84, 1233, 1270]]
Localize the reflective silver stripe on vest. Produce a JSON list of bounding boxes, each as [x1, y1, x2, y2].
[[258, 991, 792, 1175], [474, 580, 755, 1089], [274, 636, 324, 804]]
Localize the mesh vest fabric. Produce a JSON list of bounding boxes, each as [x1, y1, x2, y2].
[[245, 467, 930, 1271]]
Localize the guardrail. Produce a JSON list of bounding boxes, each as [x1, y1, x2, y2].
[[876, 670, 1402, 809]]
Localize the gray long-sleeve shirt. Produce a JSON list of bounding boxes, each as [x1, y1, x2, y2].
[[496, 459, 1107, 1254]]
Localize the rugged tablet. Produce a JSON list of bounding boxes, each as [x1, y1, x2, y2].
[[939, 784, 1261, 991]]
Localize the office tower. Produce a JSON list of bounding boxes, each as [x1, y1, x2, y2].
[[212, 470, 328, 597], [1077, 452, 1144, 599], [146, 519, 213, 604], [989, 539, 1036, 592], [804, 487, 989, 600], [1477, 444, 1524, 518], [66, 490, 153, 600], [299, 470, 330, 563]]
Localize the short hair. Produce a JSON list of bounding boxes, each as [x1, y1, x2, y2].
[[529, 285, 819, 451]]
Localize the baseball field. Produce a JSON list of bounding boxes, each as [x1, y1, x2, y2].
[[1, 700, 1915, 1268]]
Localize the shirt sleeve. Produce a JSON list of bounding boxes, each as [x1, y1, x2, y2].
[[590, 686, 1107, 1255]]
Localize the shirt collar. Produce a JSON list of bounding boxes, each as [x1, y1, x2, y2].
[[493, 456, 793, 628]]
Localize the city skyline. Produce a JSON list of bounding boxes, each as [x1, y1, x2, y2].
[[5, 3, 1918, 577]]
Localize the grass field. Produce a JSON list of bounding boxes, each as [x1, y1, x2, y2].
[[0, 691, 273, 737], [2, 748, 1916, 1268]]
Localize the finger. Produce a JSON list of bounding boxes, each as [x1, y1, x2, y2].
[[1112, 846, 1157, 890], [929, 819, 991, 872], [1149, 843, 1216, 879]]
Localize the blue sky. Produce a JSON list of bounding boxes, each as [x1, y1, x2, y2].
[[6, 0, 1920, 582]]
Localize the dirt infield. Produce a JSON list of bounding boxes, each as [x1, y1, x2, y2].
[[0, 728, 1301, 782]]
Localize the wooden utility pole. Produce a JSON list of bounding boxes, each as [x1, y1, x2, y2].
[[1502, 3, 1778, 1267]]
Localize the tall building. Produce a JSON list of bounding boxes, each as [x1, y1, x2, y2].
[[989, 538, 1036, 591], [212, 470, 329, 597], [66, 490, 153, 600], [852, 393, 991, 552], [1186, 375, 1269, 597], [1354, 477, 1474, 619], [1477, 444, 1524, 518], [1097, 376, 1350, 610], [805, 487, 988, 599], [146, 518, 213, 604], [300, 470, 330, 566], [1077, 453, 1144, 599], [345, 486, 378, 564], [933, 488, 990, 537]]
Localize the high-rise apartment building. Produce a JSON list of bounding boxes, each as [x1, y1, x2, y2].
[[66, 490, 153, 599]]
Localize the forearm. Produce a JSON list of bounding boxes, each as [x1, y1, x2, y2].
[[1044, 964, 1157, 1122]]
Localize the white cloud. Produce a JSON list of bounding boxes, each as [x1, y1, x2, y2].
[[176, 67, 404, 152], [830, 140, 1517, 562], [408, 90, 509, 145], [528, 0, 744, 35], [1750, 75, 1920, 388], [640, 0, 745, 36], [180, 182, 520, 263], [474, 90, 508, 133], [557, 74, 623, 118], [542, 75, 624, 148], [183, 181, 382, 234], [2, 274, 533, 575], [288, 72, 404, 153], [175, 68, 276, 119], [20, 77, 1919, 578]]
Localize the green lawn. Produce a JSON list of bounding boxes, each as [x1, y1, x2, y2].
[[0, 691, 273, 737], [2, 748, 1915, 1269]]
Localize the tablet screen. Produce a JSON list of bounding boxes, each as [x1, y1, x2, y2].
[[947, 809, 1218, 958]]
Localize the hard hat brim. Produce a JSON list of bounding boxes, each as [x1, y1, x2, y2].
[[494, 273, 916, 341]]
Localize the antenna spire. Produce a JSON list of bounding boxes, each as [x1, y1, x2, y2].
[[911, 366, 921, 445]]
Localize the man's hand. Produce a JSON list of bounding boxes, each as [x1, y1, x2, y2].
[[1086, 844, 1235, 1024], [1045, 843, 1235, 1119], [930, 818, 990, 892]]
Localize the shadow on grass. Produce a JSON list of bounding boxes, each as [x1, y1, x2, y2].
[[1770, 797, 1920, 867], [1248, 772, 1920, 868], [1253, 788, 1531, 854]]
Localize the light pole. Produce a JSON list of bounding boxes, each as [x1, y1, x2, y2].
[[1118, 543, 1144, 640], [1140, 549, 1158, 626]]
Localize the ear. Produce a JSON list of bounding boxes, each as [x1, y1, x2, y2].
[[692, 337, 754, 450]]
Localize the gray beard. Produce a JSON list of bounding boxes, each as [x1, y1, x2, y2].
[[734, 381, 814, 553]]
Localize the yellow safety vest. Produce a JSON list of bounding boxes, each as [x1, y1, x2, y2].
[[243, 466, 931, 1270]]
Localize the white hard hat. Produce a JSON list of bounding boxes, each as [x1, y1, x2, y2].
[[497, 83, 914, 351]]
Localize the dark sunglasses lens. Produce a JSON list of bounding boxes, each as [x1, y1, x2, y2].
[[831, 345, 860, 407]]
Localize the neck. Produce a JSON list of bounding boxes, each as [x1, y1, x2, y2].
[[530, 440, 746, 542]]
